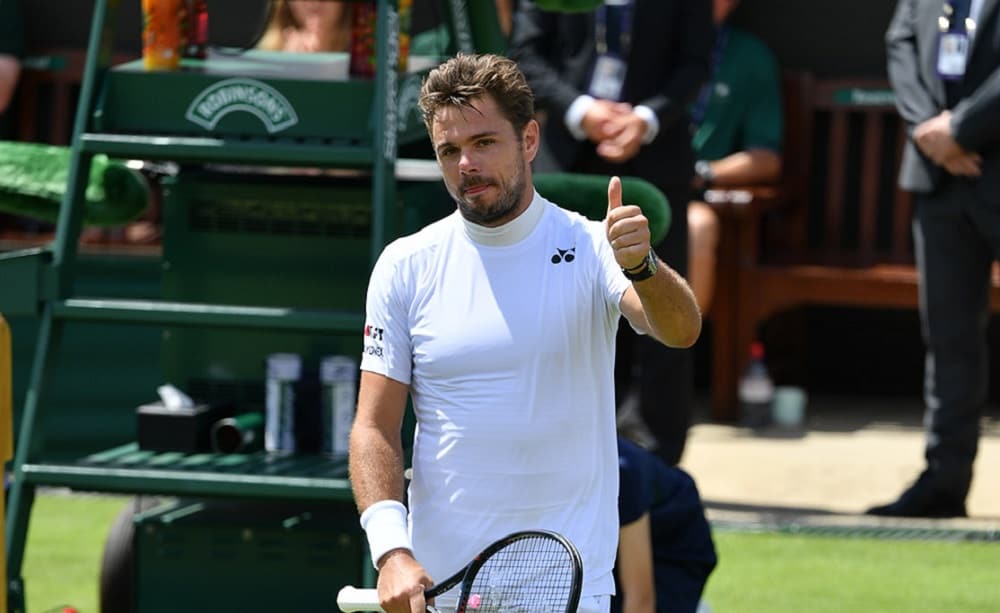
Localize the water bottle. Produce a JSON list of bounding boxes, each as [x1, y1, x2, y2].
[[182, 0, 209, 60], [738, 341, 774, 428], [319, 355, 358, 457], [265, 353, 301, 453]]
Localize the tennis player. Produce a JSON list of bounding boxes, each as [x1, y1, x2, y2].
[[349, 53, 702, 613]]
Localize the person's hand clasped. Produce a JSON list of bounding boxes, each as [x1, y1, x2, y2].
[[582, 100, 633, 143], [605, 176, 651, 271], [914, 111, 981, 177], [596, 112, 646, 163], [377, 550, 433, 613]]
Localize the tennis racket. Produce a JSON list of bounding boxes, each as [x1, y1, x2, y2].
[[337, 529, 583, 612]]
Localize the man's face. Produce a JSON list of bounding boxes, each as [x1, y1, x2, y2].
[[288, 0, 348, 25], [431, 95, 538, 227]]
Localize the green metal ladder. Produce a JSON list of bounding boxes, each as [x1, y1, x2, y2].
[[1, 1, 505, 610]]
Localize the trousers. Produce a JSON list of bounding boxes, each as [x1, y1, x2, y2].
[[912, 178, 1000, 497]]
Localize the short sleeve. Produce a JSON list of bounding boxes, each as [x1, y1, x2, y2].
[[741, 44, 783, 153], [360, 243, 413, 385], [592, 220, 630, 313]]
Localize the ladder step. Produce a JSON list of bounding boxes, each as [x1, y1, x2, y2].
[[52, 298, 363, 332], [20, 459, 353, 501], [80, 133, 376, 167]]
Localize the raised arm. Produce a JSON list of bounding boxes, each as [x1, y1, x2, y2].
[[606, 177, 701, 347]]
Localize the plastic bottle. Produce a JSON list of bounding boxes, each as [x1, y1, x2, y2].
[[141, 0, 184, 71], [738, 341, 774, 428], [182, 0, 209, 60], [265, 353, 301, 453], [319, 356, 358, 456], [349, 0, 414, 78]]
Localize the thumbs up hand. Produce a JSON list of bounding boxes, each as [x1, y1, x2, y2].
[[605, 176, 651, 271]]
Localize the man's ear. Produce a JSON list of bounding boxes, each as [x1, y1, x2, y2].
[[523, 118, 540, 163]]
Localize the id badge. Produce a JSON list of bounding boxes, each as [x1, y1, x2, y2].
[[936, 32, 969, 80], [588, 54, 627, 101]]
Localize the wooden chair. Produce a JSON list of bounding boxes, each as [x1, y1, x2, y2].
[[707, 74, 1000, 421], [704, 70, 813, 420]]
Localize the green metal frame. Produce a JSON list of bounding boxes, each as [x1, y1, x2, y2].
[[2, 1, 502, 610]]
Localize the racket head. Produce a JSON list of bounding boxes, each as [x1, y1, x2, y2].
[[452, 530, 583, 613]]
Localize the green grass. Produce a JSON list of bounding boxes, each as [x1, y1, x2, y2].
[[15, 492, 1000, 612], [704, 530, 1000, 612], [22, 492, 129, 613]]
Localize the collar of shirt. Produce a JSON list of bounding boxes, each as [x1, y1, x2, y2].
[[461, 190, 546, 247]]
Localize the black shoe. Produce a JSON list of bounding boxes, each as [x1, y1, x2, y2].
[[866, 472, 967, 518]]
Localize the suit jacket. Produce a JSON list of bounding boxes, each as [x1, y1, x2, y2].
[[509, 0, 713, 187], [887, 0, 1000, 194]]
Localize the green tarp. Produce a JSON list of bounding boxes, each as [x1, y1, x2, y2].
[[0, 141, 149, 226]]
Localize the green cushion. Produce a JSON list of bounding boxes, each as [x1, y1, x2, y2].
[[534, 0, 604, 12], [0, 141, 149, 226], [533, 172, 671, 245]]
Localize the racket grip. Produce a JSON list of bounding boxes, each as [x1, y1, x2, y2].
[[337, 586, 383, 612]]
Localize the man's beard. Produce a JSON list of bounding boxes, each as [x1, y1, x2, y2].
[[452, 160, 527, 226]]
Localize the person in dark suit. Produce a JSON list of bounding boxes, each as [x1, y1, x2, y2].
[[509, 0, 714, 466], [868, 0, 1000, 518]]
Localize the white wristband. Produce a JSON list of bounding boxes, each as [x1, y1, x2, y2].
[[360, 500, 412, 570]]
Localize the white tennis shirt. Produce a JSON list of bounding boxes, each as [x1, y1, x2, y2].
[[361, 191, 630, 599]]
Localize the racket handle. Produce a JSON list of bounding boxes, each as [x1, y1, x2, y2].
[[337, 586, 383, 612]]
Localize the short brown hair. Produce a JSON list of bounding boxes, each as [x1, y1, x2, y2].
[[418, 53, 535, 136]]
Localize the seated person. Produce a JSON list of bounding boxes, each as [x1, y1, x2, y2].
[[687, 0, 783, 314], [258, 0, 352, 53], [614, 436, 717, 613]]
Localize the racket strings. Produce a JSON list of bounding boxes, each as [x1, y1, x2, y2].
[[461, 535, 576, 612]]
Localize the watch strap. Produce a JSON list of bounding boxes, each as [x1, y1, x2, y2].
[[622, 248, 657, 281]]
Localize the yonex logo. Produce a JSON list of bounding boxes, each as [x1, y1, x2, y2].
[[551, 247, 576, 264], [185, 78, 299, 134]]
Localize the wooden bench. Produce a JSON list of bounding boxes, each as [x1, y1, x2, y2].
[[705, 74, 1000, 422]]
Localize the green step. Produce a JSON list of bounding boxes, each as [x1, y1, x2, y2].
[[20, 443, 354, 501], [52, 298, 364, 332], [80, 133, 378, 167]]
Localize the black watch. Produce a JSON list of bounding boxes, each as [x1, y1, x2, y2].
[[622, 248, 658, 282], [694, 160, 715, 187]]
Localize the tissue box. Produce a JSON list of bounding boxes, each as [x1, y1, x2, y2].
[[136, 402, 224, 453]]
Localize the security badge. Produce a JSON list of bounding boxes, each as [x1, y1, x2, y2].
[[589, 55, 627, 101], [588, 0, 633, 101], [937, 2, 976, 80]]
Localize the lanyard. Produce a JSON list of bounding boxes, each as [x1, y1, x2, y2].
[[939, 0, 976, 34], [595, 0, 635, 57], [690, 26, 730, 126]]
